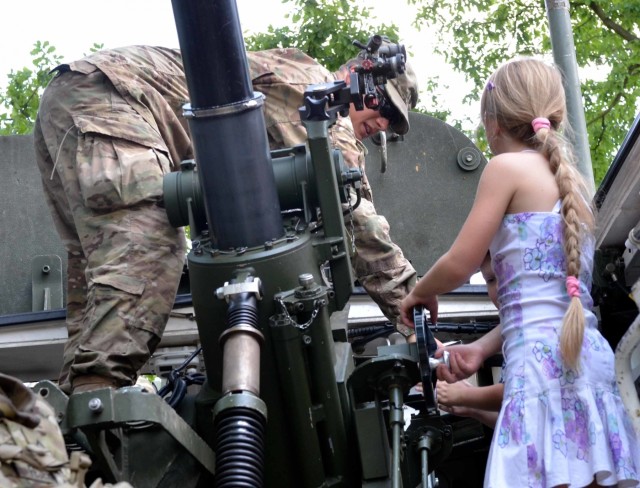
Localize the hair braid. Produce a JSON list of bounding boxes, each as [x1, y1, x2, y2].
[[482, 58, 595, 370], [537, 128, 594, 370]]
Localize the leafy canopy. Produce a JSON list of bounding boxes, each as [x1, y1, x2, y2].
[[409, 0, 640, 184], [3, 0, 636, 185], [244, 0, 399, 72], [0, 42, 103, 135], [0, 41, 61, 135]]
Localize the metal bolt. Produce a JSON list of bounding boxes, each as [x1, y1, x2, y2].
[[42, 265, 51, 274], [302, 335, 312, 345], [298, 273, 314, 289], [88, 398, 103, 413]]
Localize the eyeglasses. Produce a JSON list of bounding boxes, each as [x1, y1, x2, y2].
[[376, 87, 401, 126]]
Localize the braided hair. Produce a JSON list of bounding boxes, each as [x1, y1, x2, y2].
[[480, 58, 594, 369]]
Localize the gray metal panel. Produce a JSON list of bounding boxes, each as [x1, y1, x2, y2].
[[364, 113, 487, 274], [0, 310, 200, 382], [596, 136, 640, 249], [0, 135, 67, 315], [31, 255, 64, 311]]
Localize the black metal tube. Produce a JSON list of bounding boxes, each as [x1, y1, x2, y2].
[[171, 0, 283, 249], [171, 0, 252, 107]]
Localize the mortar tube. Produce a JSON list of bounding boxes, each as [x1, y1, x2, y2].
[[171, 0, 282, 249]]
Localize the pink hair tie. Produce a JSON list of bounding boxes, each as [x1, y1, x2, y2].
[[532, 117, 551, 133], [566, 276, 581, 298]]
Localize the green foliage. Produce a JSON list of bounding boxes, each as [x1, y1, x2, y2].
[[0, 41, 62, 135], [409, 0, 640, 185], [0, 41, 106, 135], [244, 0, 399, 71], [85, 43, 105, 56]]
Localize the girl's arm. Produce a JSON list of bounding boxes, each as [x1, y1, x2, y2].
[[437, 324, 503, 382], [400, 156, 517, 326]]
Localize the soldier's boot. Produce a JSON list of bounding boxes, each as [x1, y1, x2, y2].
[[72, 375, 119, 394]]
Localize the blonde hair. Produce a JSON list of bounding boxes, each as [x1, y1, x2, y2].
[[481, 58, 595, 370]]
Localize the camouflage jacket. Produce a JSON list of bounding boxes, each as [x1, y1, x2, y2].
[[62, 45, 416, 331], [0, 374, 72, 484], [0, 373, 127, 487]]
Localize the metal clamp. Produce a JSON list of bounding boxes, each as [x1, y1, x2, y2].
[[183, 92, 264, 119], [216, 278, 263, 302]]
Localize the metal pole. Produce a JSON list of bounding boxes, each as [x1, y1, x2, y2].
[[389, 385, 404, 488], [545, 0, 595, 195]]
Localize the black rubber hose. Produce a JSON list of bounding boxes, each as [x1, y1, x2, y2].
[[214, 407, 266, 487], [157, 346, 203, 407]]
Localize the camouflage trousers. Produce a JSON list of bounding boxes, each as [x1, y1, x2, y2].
[[33, 68, 186, 392], [345, 187, 417, 336]]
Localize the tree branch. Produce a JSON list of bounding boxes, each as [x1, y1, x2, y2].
[[575, 1, 640, 42]]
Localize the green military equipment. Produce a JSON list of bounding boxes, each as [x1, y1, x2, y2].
[[1, 0, 640, 486]]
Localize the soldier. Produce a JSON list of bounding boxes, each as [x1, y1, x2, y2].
[[0, 372, 132, 487], [33, 44, 419, 394]]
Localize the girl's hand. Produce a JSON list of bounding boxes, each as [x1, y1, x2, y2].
[[436, 379, 474, 407], [435, 343, 484, 383], [421, 295, 439, 326]]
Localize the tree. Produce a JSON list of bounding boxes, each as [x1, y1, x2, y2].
[[0, 41, 61, 135], [244, 1, 452, 124], [409, 0, 640, 184], [0, 42, 104, 135], [244, 0, 399, 71]]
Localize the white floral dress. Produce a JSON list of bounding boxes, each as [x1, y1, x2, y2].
[[485, 202, 640, 487]]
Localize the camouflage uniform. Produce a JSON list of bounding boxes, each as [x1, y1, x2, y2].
[[34, 47, 190, 392], [0, 373, 85, 486], [34, 45, 416, 391], [0, 373, 134, 487]]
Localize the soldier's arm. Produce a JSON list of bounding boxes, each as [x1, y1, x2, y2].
[[330, 120, 417, 336]]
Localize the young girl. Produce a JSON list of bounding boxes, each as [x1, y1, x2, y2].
[[400, 58, 640, 487]]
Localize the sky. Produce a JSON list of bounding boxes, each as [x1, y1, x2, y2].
[[0, 0, 475, 123]]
